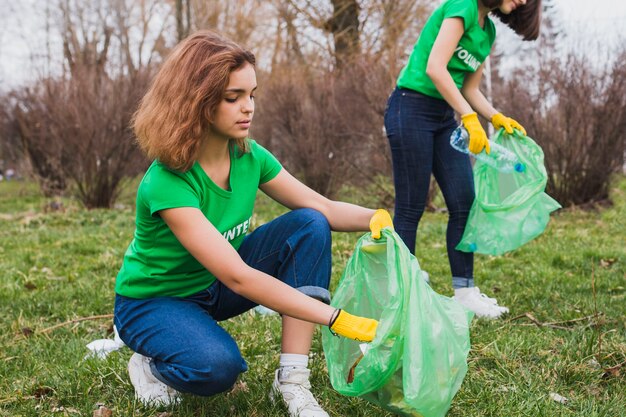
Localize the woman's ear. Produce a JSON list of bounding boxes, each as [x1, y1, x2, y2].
[[203, 107, 213, 124]]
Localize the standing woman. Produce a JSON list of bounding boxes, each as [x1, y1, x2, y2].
[[384, 0, 541, 318], [114, 30, 392, 416]]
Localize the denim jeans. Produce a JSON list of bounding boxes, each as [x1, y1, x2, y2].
[[114, 208, 332, 396], [384, 87, 474, 286]]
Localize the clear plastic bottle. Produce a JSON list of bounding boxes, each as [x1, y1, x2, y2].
[[450, 126, 526, 173]]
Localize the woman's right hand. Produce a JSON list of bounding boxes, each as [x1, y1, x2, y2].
[[369, 209, 393, 239], [329, 309, 378, 342], [461, 112, 490, 154]]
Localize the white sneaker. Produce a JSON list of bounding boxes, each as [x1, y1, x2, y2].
[[473, 287, 509, 313], [128, 352, 180, 406], [271, 368, 329, 417], [453, 287, 509, 319]]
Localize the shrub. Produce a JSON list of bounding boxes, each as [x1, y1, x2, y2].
[[254, 57, 393, 199], [494, 49, 626, 207], [13, 68, 150, 208]]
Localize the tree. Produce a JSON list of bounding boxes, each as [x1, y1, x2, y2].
[[12, 0, 169, 207], [325, 0, 360, 68], [175, 0, 191, 42]]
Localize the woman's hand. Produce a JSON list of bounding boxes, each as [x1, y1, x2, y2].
[[491, 113, 526, 135], [329, 309, 378, 342], [462, 112, 490, 154], [369, 209, 393, 239]]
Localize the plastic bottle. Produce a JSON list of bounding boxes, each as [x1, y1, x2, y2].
[[450, 126, 526, 173]]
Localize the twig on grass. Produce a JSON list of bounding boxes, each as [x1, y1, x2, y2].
[[544, 313, 605, 327], [507, 312, 603, 331], [38, 314, 113, 334]]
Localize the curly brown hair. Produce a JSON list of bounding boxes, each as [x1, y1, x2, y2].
[[133, 30, 256, 172], [483, 0, 543, 41]]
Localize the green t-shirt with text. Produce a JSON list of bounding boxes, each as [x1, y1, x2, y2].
[[115, 140, 282, 299], [397, 0, 496, 99]]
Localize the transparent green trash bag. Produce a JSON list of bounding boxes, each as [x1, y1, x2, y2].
[[456, 129, 561, 255], [323, 229, 473, 417]]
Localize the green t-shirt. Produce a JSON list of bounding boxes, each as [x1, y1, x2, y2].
[[115, 140, 282, 299], [397, 0, 496, 99]]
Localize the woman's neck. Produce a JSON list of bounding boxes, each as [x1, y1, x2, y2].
[[197, 135, 230, 167], [477, 0, 491, 24]]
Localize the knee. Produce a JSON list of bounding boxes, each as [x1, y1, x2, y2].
[[447, 193, 475, 218], [195, 360, 243, 396], [172, 351, 246, 397], [293, 208, 331, 239]]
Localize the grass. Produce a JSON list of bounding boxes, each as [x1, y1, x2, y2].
[[0, 177, 624, 417]]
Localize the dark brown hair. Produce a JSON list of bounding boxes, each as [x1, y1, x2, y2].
[[133, 31, 256, 171], [485, 0, 543, 41]]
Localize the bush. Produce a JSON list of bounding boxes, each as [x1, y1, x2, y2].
[[253, 57, 393, 199], [494, 49, 626, 207], [12, 68, 151, 208]]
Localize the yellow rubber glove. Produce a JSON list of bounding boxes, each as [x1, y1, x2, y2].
[[461, 112, 490, 154], [491, 112, 527, 135], [329, 309, 378, 342], [369, 209, 393, 239]]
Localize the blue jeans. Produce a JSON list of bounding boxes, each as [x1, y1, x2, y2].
[[384, 87, 474, 286], [114, 208, 332, 396]]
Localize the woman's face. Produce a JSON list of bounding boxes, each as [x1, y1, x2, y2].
[[209, 62, 256, 141], [498, 0, 527, 14]]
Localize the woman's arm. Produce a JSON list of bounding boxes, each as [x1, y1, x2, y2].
[[462, 64, 527, 135], [260, 169, 375, 232], [426, 17, 474, 115], [160, 207, 335, 324], [460, 62, 498, 120]]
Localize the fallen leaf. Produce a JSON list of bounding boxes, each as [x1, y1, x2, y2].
[[21, 327, 34, 337], [93, 406, 112, 417], [599, 258, 616, 268], [587, 358, 601, 369], [32, 386, 54, 398], [602, 362, 623, 379], [227, 380, 249, 396], [549, 392, 569, 404], [24, 282, 38, 290], [496, 385, 517, 392]]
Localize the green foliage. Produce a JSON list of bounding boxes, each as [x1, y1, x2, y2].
[[1, 178, 624, 416]]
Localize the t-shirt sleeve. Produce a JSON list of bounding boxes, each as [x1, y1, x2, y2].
[[442, 0, 476, 31], [140, 165, 201, 216], [251, 141, 283, 184]]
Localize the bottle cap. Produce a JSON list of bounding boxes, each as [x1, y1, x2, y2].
[[514, 163, 526, 173]]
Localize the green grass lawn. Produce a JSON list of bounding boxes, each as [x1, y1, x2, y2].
[[1, 177, 624, 417]]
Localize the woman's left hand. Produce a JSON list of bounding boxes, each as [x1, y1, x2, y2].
[[491, 113, 526, 136], [330, 310, 378, 342]]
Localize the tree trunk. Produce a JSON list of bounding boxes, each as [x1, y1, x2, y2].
[[326, 0, 360, 69]]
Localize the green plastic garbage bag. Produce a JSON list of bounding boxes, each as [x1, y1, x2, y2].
[[456, 129, 561, 255], [323, 229, 473, 417]]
